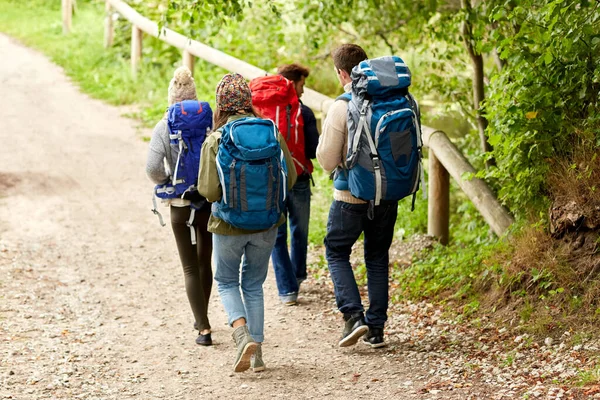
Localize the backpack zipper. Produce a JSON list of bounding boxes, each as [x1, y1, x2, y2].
[[374, 108, 415, 147], [229, 159, 237, 209], [286, 105, 292, 141], [216, 156, 227, 204]]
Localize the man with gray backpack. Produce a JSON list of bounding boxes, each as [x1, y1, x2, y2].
[[317, 44, 423, 349]]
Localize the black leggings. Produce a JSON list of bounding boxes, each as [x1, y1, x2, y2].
[[170, 206, 213, 332]]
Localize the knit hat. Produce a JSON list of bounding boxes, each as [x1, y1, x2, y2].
[[168, 66, 197, 106], [215, 73, 252, 112]]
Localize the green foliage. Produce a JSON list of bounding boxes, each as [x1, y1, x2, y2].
[[483, 0, 600, 218], [307, 165, 333, 246], [392, 206, 499, 300]]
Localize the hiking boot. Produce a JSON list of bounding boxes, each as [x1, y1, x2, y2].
[[280, 293, 298, 306], [339, 312, 368, 347], [363, 327, 386, 348], [195, 332, 212, 346], [251, 343, 265, 372], [232, 325, 257, 373]]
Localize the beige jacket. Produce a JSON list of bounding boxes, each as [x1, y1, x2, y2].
[[316, 83, 366, 204]]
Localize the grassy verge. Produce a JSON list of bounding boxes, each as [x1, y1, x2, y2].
[[0, 0, 229, 129]]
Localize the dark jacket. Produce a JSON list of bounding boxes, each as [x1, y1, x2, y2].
[[301, 102, 319, 160]]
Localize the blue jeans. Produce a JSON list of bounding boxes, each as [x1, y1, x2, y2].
[[213, 227, 278, 343], [324, 200, 398, 328], [270, 179, 311, 300]]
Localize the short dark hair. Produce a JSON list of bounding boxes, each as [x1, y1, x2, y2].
[[277, 63, 310, 83], [331, 44, 368, 75]]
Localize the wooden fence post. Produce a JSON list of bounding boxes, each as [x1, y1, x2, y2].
[[183, 50, 195, 75], [131, 25, 143, 77], [422, 127, 514, 236], [104, 1, 114, 48], [428, 150, 450, 245], [62, 0, 72, 34]]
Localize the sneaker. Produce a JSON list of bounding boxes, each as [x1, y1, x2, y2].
[[232, 325, 257, 373], [363, 327, 386, 348], [251, 343, 265, 372], [195, 332, 212, 346], [280, 293, 298, 306], [339, 313, 368, 347]]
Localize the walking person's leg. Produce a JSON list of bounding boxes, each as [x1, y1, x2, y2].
[[324, 200, 369, 347], [213, 233, 257, 372], [288, 179, 311, 287], [270, 214, 299, 305], [362, 202, 398, 348], [170, 206, 212, 344], [241, 226, 277, 372], [194, 209, 213, 344]]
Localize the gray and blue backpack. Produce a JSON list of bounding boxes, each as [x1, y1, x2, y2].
[[335, 56, 425, 213], [151, 100, 212, 243], [212, 117, 288, 230]]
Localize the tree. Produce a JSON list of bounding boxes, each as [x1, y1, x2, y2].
[[160, 0, 600, 222]]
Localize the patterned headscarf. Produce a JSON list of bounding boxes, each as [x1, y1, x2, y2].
[[215, 73, 252, 112]]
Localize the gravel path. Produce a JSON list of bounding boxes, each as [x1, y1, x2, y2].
[[0, 33, 598, 400]]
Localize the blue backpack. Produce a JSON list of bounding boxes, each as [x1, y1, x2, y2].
[[212, 117, 287, 231], [335, 56, 424, 212], [151, 100, 212, 242]]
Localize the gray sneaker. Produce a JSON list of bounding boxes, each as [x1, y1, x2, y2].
[[251, 343, 265, 372], [339, 313, 368, 347], [280, 293, 298, 306], [232, 325, 257, 373]]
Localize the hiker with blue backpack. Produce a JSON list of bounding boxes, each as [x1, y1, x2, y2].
[[316, 44, 423, 349], [146, 66, 214, 346], [198, 73, 297, 373]]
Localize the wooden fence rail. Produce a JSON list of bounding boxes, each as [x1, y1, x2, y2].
[[63, 0, 515, 243]]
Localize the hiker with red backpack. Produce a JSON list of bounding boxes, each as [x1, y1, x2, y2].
[[317, 45, 424, 349], [249, 64, 319, 306], [146, 66, 214, 346], [198, 73, 297, 373]]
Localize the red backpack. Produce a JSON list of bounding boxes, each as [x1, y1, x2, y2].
[[249, 75, 313, 176]]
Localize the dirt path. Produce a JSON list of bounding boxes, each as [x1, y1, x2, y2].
[[3, 33, 596, 400]]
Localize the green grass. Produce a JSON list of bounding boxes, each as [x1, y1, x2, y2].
[[0, 0, 228, 131]]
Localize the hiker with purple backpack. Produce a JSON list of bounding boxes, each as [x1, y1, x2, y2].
[[146, 66, 214, 347]]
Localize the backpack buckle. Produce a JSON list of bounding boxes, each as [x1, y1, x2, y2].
[[371, 156, 381, 170]]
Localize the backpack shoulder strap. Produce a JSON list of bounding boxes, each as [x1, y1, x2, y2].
[[406, 93, 420, 121], [336, 92, 351, 102]]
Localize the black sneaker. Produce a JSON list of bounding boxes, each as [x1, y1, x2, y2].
[[363, 327, 386, 348], [339, 313, 369, 347], [196, 333, 212, 346]]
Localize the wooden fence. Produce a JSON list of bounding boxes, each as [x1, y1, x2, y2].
[[62, 0, 514, 244]]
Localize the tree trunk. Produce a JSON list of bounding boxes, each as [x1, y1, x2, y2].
[[461, 0, 495, 168]]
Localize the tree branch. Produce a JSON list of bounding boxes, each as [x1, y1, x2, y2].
[[378, 33, 395, 54]]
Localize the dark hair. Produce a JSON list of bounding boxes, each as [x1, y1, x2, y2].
[[331, 44, 368, 75], [213, 107, 263, 131], [277, 63, 310, 83]]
